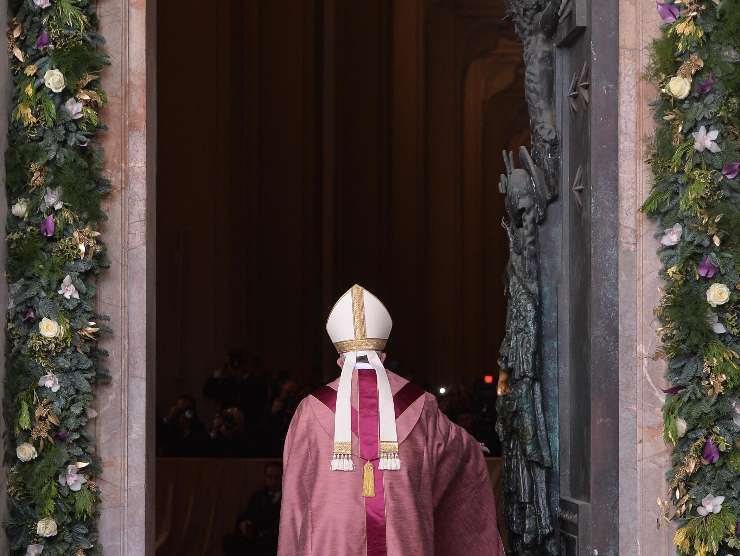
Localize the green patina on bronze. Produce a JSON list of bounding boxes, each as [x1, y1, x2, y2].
[[496, 1, 561, 554]]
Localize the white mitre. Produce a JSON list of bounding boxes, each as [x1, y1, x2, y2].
[[326, 284, 392, 354], [325, 285, 400, 472]]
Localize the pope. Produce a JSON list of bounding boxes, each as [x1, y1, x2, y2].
[[278, 285, 504, 556]]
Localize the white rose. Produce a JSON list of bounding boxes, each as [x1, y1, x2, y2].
[[706, 283, 730, 307], [36, 517, 57, 538], [16, 442, 38, 462], [11, 199, 29, 218], [675, 417, 688, 438], [39, 317, 61, 338], [43, 69, 65, 93], [33, 0, 51, 8], [667, 76, 691, 99]]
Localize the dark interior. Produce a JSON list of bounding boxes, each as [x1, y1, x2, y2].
[[155, 0, 527, 552], [156, 0, 527, 410]]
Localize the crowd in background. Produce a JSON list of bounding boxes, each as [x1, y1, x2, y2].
[[156, 351, 309, 458], [156, 350, 502, 459]]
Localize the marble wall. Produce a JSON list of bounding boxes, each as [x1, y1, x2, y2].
[[618, 0, 675, 554]]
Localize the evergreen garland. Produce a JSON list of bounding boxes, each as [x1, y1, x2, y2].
[[644, 1, 740, 554], [4, 0, 109, 554]]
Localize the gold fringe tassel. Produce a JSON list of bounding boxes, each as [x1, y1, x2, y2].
[[362, 461, 375, 497]]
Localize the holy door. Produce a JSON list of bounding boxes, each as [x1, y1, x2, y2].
[[497, 0, 619, 555]]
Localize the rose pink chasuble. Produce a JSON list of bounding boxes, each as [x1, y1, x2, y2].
[[278, 368, 505, 556]]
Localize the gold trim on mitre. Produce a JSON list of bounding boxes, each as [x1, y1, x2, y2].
[[326, 284, 391, 354], [351, 284, 367, 340], [333, 338, 387, 354]]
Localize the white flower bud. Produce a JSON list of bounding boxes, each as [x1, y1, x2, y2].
[[11, 199, 29, 218], [43, 69, 65, 93], [16, 442, 38, 462], [706, 283, 730, 307], [39, 317, 61, 338], [667, 76, 691, 99], [36, 517, 57, 538]]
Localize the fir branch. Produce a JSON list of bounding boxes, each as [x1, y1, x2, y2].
[[4, 0, 109, 553]]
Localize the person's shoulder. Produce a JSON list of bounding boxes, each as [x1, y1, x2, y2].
[[306, 381, 337, 407], [385, 370, 431, 394], [295, 384, 335, 414], [384, 371, 437, 417]]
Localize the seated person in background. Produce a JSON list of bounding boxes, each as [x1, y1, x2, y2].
[[223, 462, 283, 556], [157, 394, 208, 457]]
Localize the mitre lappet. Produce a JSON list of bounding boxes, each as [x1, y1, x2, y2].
[[326, 284, 400, 471]]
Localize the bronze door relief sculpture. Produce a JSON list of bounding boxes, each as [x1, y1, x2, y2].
[[496, 0, 562, 554], [497, 147, 557, 555], [496, 0, 619, 553]]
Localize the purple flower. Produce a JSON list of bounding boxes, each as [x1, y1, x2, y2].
[[22, 307, 35, 322], [40, 215, 55, 237], [698, 256, 718, 278], [54, 430, 69, 442], [656, 1, 679, 22], [722, 161, 740, 180], [702, 438, 720, 464], [36, 29, 49, 49], [736, 521, 740, 536], [661, 385, 685, 395], [697, 73, 715, 94]]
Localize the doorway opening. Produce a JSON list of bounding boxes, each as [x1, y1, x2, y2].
[[154, 1, 528, 553]]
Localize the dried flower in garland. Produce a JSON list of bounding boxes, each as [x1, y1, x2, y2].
[[644, 0, 740, 554], [4, 0, 110, 554]]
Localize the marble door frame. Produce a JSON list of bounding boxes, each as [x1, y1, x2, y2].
[[96, 0, 156, 553], [81, 0, 673, 554]]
